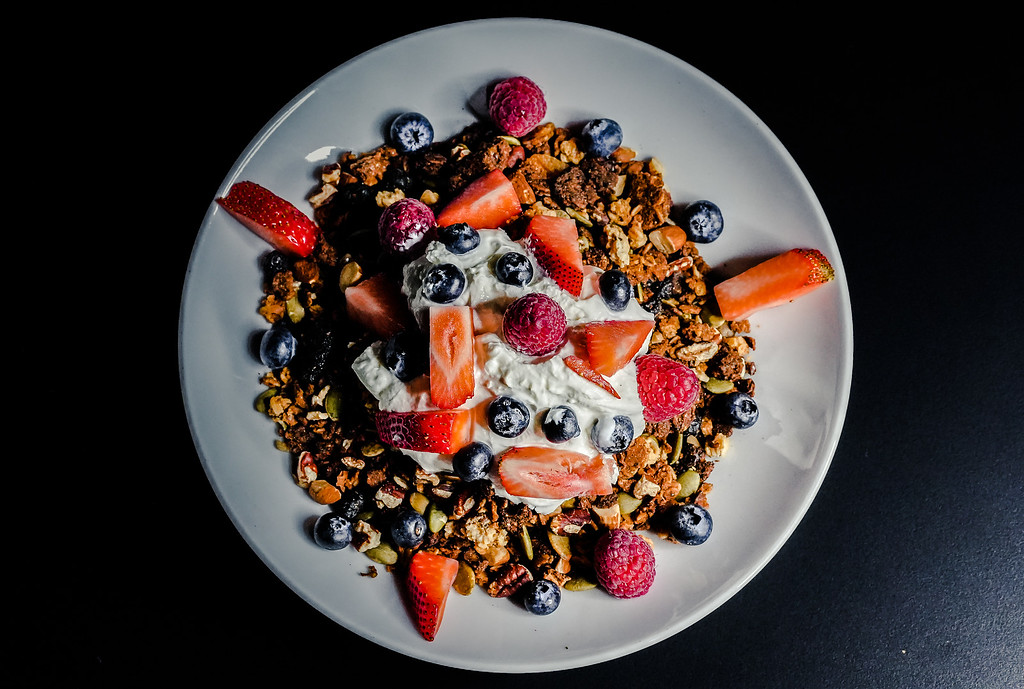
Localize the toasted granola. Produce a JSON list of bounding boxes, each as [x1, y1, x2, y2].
[[253, 118, 755, 597]]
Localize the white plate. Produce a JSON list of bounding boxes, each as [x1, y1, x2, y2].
[[179, 18, 852, 673]]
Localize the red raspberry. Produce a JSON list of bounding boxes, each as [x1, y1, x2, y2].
[[635, 353, 701, 423], [501, 293, 567, 356], [377, 198, 436, 256], [593, 529, 656, 599], [488, 76, 546, 138]]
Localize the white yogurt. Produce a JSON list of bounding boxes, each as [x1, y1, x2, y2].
[[352, 228, 654, 513]]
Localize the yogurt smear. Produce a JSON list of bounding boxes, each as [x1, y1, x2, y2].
[[352, 228, 654, 513]]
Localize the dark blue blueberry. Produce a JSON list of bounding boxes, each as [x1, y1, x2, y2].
[[452, 442, 494, 482], [391, 509, 428, 548], [541, 405, 580, 443], [580, 118, 623, 158], [421, 262, 466, 303], [312, 512, 353, 550], [259, 322, 297, 369], [437, 223, 480, 255], [665, 503, 713, 545], [521, 578, 561, 615], [715, 391, 759, 429], [494, 252, 534, 286], [389, 112, 434, 153], [332, 491, 366, 521], [681, 200, 724, 244], [598, 269, 631, 311], [381, 330, 427, 382], [590, 415, 633, 453], [487, 396, 531, 438], [261, 250, 291, 281]]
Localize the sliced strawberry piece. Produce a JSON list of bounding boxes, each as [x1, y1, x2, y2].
[[563, 355, 620, 399], [435, 169, 522, 229], [429, 305, 475, 409], [344, 272, 414, 339], [498, 446, 614, 501], [405, 550, 459, 642], [522, 215, 584, 297], [374, 409, 473, 454], [713, 248, 835, 321], [584, 320, 655, 377], [216, 181, 319, 257]]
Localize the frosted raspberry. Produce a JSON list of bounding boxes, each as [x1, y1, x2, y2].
[[593, 529, 656, 599], [488, 76, 546, 138], [635, 353, 700, 423], [501, 293, 567, 356], [378, 198, 436, 256]]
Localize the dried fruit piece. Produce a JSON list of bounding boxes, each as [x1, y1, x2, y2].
[[713, 247, 835, 321]]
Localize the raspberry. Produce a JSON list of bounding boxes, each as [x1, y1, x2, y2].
[[488, 76, 546, 138], [377, 198, 436, 256], [501, 293, 567, 356], [593, 529, 656, 599], [635, 353, 700, 423]]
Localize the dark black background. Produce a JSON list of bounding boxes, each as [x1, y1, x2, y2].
[[21, 10, 1022, 688]]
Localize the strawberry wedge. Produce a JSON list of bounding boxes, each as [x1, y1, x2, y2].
[[584, 320, 655, 377], [713, 248, 835, 321], [406, 550, 459, 642], [563, 355, 620, 399], [498, 446, 614, 501], [435, 168, 522, 229], [522, 215, 584, 297], [429, 305, 475, 409], [375, 409, 473, 454], [344, 273, 415, 340], [216, 181, 318, 257]]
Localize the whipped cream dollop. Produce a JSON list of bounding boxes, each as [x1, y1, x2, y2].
[[352, 228, 654, 513]]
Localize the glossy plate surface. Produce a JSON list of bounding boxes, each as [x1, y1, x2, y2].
[[179, 18, 853, 672]]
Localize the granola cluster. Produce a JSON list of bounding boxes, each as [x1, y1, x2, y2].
[[252, 120, 755, 595]]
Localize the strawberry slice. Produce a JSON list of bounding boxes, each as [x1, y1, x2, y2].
[[498, 446, 614, 500], [374, 409, 473, 454], [713, 248, 835, 321], [563, 355, 620, 399], [584, 320, 655, 377], [429, 305, 475, 409], [405, 550, 459, 642], [344, 272, 414, 339], [216, 181, 318, 257], [522, 215, 584, 297], [435, 169, 522, 229]]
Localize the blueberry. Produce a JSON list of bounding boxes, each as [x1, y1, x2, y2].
[[259, 322, 297, 369], [487, 396, 531, 438], [590, 415, 633, 453], [437, 223, 480, 255], [580, 118, 623, 158], [389, 112, 434, 153], [494, 252, 534, 286], [541, 405, 580, 443], [598, 269, 631, 311], [391, 509, 428, 549], [680, 200, 724, 243], [421, 262, 466, 303], [665, 503, 713, 545], [452, 442, 494, 482], [332, 491, 366, 521], [261, 250, 291, 281], [381, 330, 427, 382], [715, 391, 759, 429], [521, 578, 561, 615], [312, 512, 353, 550]]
